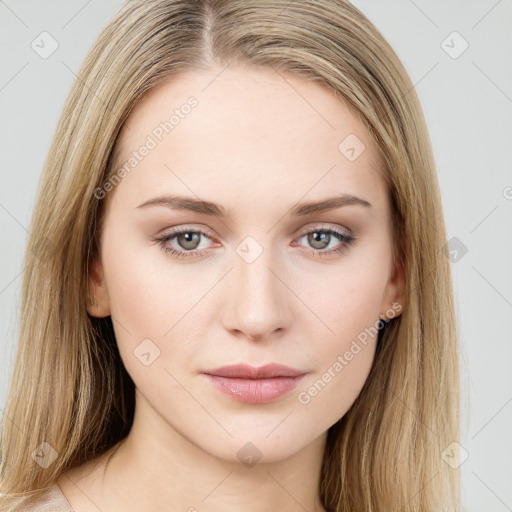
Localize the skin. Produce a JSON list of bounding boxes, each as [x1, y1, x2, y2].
[[58, 64, 405, 512]]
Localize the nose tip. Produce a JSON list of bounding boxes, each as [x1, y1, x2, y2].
[[221, 255, 292, 342], [243, 326, 284, 342]]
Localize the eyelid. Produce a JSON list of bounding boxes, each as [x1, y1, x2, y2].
[[160, 224, 218, 240], [154, 222, 356, 259], [158, 222, 353, 243], [295, 222, 353, 238]]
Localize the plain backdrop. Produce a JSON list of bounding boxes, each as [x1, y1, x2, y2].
[[1, 1, 511, 510]]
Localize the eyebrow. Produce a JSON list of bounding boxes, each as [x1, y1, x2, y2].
[[135, 193, 372, 217]]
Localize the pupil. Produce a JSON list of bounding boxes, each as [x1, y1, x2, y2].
[[310, 231, 329, 249], [179, 232, 199, 249]]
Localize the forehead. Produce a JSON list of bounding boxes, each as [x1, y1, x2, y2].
[[109, 65, 387, 216]]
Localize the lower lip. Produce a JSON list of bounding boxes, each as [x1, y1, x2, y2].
[[203, 374, 306, 404]]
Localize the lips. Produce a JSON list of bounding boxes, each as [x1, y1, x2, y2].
[[202, 363, 308, 404], [203, 363, 306, 379]]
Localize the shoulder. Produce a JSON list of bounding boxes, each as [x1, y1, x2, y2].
[[16, 484, 74, 512]]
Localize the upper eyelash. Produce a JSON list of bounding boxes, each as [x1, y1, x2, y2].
[[154, 225, 356, 258], [293, 228, 355, 258]]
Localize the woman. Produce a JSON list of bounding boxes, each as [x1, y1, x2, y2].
[[0, 0, 460, 510]]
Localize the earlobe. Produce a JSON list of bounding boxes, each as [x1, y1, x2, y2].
[[87, 257, 111, 317], [380, 257, 406, 320]]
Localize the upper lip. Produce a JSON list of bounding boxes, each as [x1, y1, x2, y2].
[[203, 363, 306, 379]]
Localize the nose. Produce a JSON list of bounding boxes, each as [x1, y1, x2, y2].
[[221, 244, 293, 342]]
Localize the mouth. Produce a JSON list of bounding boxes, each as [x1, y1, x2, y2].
[[202, 363, 308, 404]]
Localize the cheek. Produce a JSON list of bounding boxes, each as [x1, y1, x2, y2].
[[294, 226, 392, 337], [297, 338, 377, 431], [101, 247, 203, 409], [292, 263, 384, 421], [101, 235, 218, 386], [296, 286, 380, 426], [300, 261, 384, 342], [102, 229, 208, 337]]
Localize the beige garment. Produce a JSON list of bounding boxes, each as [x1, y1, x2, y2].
[[18, 484, 74, 511]]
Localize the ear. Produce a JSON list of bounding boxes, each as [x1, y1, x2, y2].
[[87, 256, 111, 317], [379, 254, 406, 320]]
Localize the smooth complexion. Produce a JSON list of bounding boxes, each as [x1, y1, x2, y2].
[[58, 65, 405, 512]]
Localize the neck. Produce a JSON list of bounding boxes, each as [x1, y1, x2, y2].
[[100, 390, 328, 512]]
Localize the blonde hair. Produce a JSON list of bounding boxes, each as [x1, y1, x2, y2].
[[0, 1, 460, 510]]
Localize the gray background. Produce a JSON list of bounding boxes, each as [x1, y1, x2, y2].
[[1, 1, 511, 510]]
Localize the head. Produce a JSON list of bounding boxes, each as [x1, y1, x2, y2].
[[0, 1, 459, 511], [87, 60, 405, 464]]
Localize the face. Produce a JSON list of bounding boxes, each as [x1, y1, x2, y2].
[[88, 65, 405, 464]]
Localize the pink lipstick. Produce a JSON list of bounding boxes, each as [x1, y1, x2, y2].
[[202, 363, 307, 404]]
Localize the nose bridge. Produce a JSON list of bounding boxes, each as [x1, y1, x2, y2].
[[222, 235, 292, 339]]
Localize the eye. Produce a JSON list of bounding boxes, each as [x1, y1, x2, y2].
[[153, 226, 218, 259], [292, 225, 356, 257], [153, 224, 356, 260]]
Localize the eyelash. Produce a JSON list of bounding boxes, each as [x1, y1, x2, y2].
[[153, 224, 356, 260]]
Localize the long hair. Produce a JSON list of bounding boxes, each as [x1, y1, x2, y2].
[[0, 1, 460, 510]]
